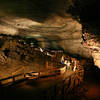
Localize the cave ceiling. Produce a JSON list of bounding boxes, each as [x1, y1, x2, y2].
[[0, 0, 100, 67]]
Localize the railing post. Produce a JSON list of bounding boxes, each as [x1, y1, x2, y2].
[[12, 76, 15, 83], [23, 67, 26, 78], [24, 74, 26, 78], [38, 72, 40, 79]]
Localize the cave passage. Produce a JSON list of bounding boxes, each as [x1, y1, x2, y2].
[[0, 0, 100, 100]]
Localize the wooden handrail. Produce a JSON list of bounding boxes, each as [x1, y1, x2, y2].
[[0, 72, 24, 82], [0, 66, 84, 86], [12, 67, 25, 75], [0, 70, 40, 86]]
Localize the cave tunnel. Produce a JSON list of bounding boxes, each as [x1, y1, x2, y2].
[[0, 0, 100, 100]]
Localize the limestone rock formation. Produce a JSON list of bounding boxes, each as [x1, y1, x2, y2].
[[0, 34, 63, 78], [82, 28, 100, 68], [0, 0, 95, 58]]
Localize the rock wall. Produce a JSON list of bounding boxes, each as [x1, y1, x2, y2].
[[1, 0, 99, 62], [0, 0, 95, 59]]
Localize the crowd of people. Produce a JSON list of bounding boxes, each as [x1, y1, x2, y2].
[[61, 55, 77, 71], [39, 47, 79, 72]]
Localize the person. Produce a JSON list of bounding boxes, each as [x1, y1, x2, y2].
[[40, 48, 43, 52], [73, 60, 77, 71], [66, 60, 71, 70], [61, 56, 71, 70], [61, 55, 65, 65]]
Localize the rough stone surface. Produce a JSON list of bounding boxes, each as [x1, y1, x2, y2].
[[0, 15, 92, 58], [82, 28, 100, 68]]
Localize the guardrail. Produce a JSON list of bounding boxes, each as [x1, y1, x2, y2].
[[0, 67, 40, 87], [0, 65, 84, 87], [0, 66, 67, 87]]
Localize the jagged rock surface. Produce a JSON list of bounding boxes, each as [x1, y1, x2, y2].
[[0, 35, 64, 79], [82, 26, 100, 68]]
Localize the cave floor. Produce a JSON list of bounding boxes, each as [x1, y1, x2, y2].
[[1, 68, 100, 100]]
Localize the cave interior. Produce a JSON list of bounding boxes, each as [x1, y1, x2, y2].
[[0, 0, 100, 100]]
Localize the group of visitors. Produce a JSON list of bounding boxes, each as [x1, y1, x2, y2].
[[39, 47, 78, 71], [61, 55, 77, 71]]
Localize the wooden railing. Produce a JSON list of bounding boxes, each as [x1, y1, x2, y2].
[[0, 66, 66, 87], [0, 65, 84, 87], [0, 67, 40, 87]]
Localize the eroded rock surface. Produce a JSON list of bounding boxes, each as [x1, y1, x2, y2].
[[0, 34, 64, 79], [0, 15, 92, 59], [82, 27, 100, 68]]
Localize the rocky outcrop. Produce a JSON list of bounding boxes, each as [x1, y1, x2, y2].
[[0, 34, 63, 79], [82, 26, 100, 68]]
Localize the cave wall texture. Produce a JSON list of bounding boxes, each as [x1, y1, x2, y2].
[[0, 0, 100, 67]]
